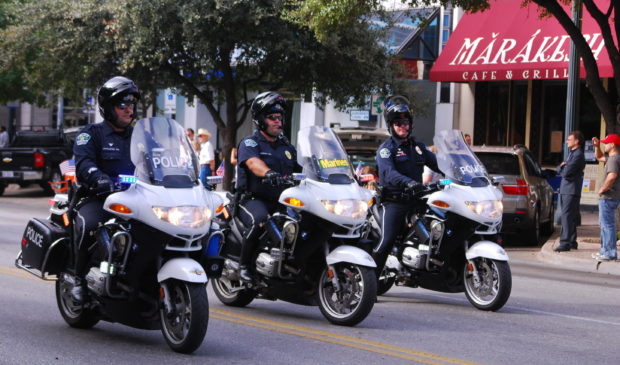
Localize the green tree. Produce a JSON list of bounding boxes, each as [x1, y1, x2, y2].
[[0, 0, 161, 110], [288, 0, 620, 133], [1, 0, 402, 190]]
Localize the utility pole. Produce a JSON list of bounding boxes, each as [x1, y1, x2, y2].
[[563, 0, 582, 158]]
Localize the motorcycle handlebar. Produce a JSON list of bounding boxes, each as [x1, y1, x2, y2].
[[260, 176, 297, 187], [405, 181, 443, 198]]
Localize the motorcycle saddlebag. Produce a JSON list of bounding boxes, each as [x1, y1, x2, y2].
[[21, 218, 69, 275]]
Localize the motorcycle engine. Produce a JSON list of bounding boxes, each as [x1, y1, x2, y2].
[[402, 246, 427, 270], [255, 249, 281, 277], [85, 267, 107, 296]]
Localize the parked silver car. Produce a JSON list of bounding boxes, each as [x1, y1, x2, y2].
[[472, 145, 555, 245]]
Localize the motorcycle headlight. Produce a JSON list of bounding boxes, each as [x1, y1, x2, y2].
[[321, 199, 368, 219], [464, 200, 503, 219], [152, 206, 212, 228]]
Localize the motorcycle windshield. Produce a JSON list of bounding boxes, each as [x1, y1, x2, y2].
[[131, 117, 200, 187], [297, 126, 355, 184], [433, 129, 490, 187]]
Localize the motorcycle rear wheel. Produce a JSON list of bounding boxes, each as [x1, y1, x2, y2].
[[55, 272, 99, 329], [317, 263, 376, 326], [160, 280, 209, 354], [211, 277, 256, 307], [463, 258, 511, 311]]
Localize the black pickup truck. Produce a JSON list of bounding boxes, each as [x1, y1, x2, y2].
[[0, 128, 74, 196]]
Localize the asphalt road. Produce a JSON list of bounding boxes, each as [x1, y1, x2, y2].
[[1, 185, 618, 364]]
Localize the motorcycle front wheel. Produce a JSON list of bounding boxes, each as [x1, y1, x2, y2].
[[317, 263, 376, 326], [211, 277, 256, 307], [160, 280, 209, 354], [55, 272, 99, 329], [463, 258, 511, 311]]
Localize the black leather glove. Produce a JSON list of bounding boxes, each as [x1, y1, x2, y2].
[[406, 180, 425, 193], [94, 176, 114, 195], [265, 170, 285, 187]]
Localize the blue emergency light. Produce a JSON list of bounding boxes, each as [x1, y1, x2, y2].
[[118, 175, 138, 184]]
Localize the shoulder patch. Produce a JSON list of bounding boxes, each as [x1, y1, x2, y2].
[[76, 133, 91, 146], [379, 148, 391, 159], [244, 139, 258, 148], [415, 146, 423, 155], [285, 150, 292, 159]]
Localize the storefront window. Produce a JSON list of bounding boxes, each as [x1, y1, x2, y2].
[[474, 82, 509, 146]]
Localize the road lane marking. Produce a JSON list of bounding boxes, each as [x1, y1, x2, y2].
[[385, 291, 620, 327], [211, 308, 477, 365], [506, 306, 620, 327], [0, 265, 51, 282]]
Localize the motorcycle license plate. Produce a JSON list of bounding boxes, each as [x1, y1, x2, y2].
[[2, 171, 14, 178]]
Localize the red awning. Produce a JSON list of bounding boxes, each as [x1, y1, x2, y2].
[[430, 0, 614, 82]]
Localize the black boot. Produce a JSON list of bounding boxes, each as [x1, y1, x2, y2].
[[239, 265, 253, 283], [238, 232, 258, 283]]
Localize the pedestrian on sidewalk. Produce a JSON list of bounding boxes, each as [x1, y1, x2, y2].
[[591, 134, 620, 261], [197, 128, 215, 186], [554, 131, 586, 252]]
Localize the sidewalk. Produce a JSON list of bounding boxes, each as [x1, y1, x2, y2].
[[537, 208, 620, 276]]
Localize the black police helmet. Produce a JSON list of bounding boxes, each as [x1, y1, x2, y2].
[[383, 95, 413, 139], [98, 76, 140, 128], [251, 91, 286, 131]]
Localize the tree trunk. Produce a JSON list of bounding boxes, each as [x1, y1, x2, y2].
[[532, 0, 619, 134]]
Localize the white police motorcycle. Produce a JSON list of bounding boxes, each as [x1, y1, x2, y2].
[[369, 130, 511, 311], [16, 117, 222, 353], [211, 126, 377, 326]]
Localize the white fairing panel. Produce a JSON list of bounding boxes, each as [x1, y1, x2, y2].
[[325, 245, 377, 268], [104, 182, 213, 237], [157, 258, 208, 283], [465, 241, 509, 261]]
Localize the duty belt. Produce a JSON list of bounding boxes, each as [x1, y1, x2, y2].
[[382, 191, 412, 202]]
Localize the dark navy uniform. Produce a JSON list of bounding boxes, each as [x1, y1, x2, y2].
[[373, 136, 440, 271], [72, 121, 135, 276], [235, 130, 298, 266], [74, 121, 135, 187], [237, 130, 297, 200]]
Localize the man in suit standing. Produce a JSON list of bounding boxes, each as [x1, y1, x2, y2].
[[554, 131, 586, 252]]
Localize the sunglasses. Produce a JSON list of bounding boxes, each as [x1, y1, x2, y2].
[[393, 119, 411, 127], [266, 114, 283, 121], [116, 103, 135, 110]]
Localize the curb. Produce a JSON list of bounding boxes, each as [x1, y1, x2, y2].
[[537, 233, 620, 276]]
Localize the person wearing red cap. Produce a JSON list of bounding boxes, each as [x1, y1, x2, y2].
[[591, 134, 620, 261]]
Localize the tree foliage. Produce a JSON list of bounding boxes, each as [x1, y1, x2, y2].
[[0, 0, 403, 189], [287, 0, 620, 133]]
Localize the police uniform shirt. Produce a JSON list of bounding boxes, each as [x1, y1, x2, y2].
[[73, 121, 135, 186], [376, 136, 439, 193], [237, 130, 297, 201]]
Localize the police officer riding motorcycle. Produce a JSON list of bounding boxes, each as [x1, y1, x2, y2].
[[235, 92, 299, 282], [372, 95, 442, 274], [71, 76, 140, 300]]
